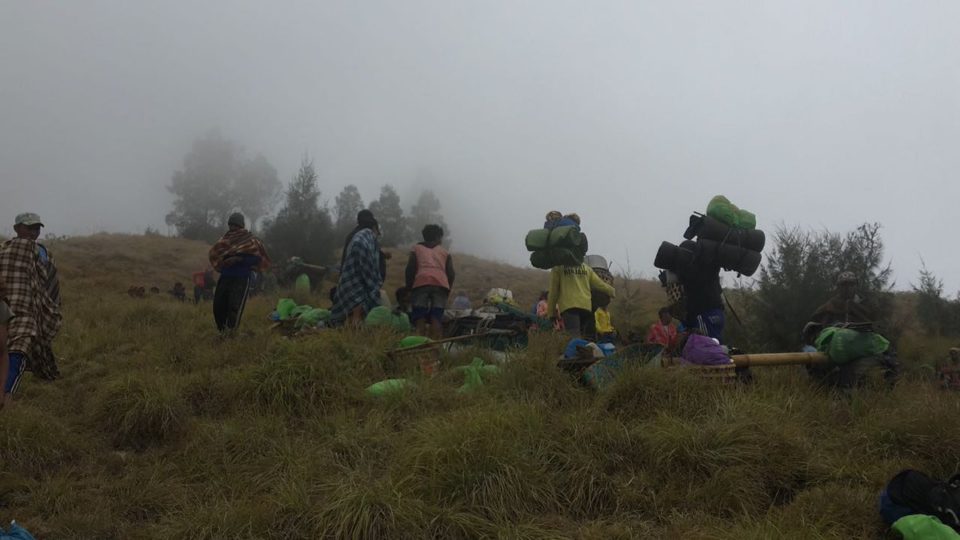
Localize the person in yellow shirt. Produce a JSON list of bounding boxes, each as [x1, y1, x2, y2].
[[594, 301, 616, 343], [548, 263, 615, 338]]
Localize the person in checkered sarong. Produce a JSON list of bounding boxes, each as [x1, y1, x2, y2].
[[0, 212, 63, 407]]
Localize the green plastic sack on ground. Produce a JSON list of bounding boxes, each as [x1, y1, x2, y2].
[[276, 298, 298, 320], [289, 305, 314, 319], [815, 327, 890, 364], [455, 358, 500, 394], [365, 306, 412, 333], [892, 515, 960, 540], [366, 378, 412, 397], [295, 308, 331, 329], [294, 273, 311, 295], [398, 335, 431, 349]]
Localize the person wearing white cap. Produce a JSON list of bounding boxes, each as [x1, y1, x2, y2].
[[0, 213, 63, 404]]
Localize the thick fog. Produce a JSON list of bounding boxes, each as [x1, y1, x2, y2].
[[2, 1, 959, 291]]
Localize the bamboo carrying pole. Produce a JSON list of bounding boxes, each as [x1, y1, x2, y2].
[[730, 352, 829, 368]]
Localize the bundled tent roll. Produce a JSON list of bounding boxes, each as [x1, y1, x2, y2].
[[525, 226, 588, 270], [653, 241, 695, 275], [684, 214, 765, 252]]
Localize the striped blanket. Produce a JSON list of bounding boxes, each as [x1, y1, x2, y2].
[[0, 238, 63, 379], [209, 228, 271, 272], [331, 228, 382, 322]]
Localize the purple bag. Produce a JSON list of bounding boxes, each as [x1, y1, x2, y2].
[[681, 334, 731, 365]]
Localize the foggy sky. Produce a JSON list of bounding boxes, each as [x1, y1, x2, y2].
[[2, 1, 959, 292]]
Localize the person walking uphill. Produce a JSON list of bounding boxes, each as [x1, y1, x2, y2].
[[405, 224, 455, 339], [548, 263, 615, 339], [208, 213, 270, 334], [332, 217, 383, 326], [0, 213, 63, 404]]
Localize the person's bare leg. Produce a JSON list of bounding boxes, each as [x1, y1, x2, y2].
[[430, 317, 443, 340], [349, 306, 364, 327], [416, 318, 427, 337]]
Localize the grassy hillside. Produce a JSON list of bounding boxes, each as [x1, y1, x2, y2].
[[2, 234, 958, 539]]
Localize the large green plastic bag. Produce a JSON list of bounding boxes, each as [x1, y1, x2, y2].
[[737, 209, 757, 229], [815, 327, 890, 364], [365, 306, 412, 333], [366, 378, 412, 397], [276, 298, 298, 320], [296, 308, 331, 329], [398, 335, 431, 349], [706, 195, 757, 230], [294, 273, 311, 296], [892, 515, 960, 540], [289, 305, 314, 319], [455, 358, 501, 394]]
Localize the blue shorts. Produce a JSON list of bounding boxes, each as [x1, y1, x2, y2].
[[5, 352, 26, 395], [411, 306, 445, 323]]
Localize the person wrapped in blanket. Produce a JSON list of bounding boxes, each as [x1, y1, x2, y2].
[[208, 213, 271, 334], [0, 213, 63, 407], [331, 216, 383, 326]]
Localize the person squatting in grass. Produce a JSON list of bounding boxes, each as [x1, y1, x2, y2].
[[208, 213, 270, 334], [647, 306, 679, 352], [547, 261, 615, 339], [0, 213, 64, 405], [331, 215, 383, 326], [405, 224, 455, 339]]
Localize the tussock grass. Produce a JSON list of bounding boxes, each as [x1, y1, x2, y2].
[[5, 234, 960, 538], [92, 372, 190, 449]]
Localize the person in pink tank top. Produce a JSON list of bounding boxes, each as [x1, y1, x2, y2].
[[405, 224, 455, 339]]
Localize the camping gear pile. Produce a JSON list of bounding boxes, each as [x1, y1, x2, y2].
[[525, 213, 589, 270], [443, 288, 548, 350], [654, 195, 766, 278]]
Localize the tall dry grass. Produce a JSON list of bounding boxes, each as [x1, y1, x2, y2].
[[0, 234, 957, 539]]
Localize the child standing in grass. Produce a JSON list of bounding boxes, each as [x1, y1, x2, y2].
[[406, 224, 455, 339]]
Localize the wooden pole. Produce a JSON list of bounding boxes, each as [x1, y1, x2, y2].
[[730, 352, 829, 368]]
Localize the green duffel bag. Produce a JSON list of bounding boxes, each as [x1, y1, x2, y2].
[[530, 247, 583, 270], [815, 327, 890, 364], [525, 226, 586, 252]]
